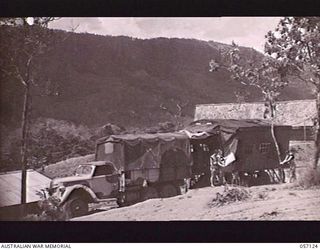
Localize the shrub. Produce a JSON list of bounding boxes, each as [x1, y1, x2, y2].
[[209, 186, 251, 207], [0, 118, 96, 172], [25, 118, 95, 169]]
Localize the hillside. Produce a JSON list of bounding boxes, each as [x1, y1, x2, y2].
[[0, 27, 314, 131]]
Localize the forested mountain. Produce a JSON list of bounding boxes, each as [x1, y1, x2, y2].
[[0, 27, 314, 130]]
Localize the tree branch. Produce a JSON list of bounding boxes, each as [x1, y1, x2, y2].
[[13, 64, 28, 87]]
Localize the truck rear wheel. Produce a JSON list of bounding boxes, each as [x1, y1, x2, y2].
[[159, 184, 178, 198], [62, 197, 88, 219], [140, 187, 159, 201]]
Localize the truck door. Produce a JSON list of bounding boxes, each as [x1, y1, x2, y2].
[[89, 164, 119, 198]]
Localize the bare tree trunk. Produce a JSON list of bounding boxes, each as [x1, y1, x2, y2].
[[270, 118, 282, 163], [270, 119, 284, 183], [21, 84, 30, 208], [314, 91, 320, 169]]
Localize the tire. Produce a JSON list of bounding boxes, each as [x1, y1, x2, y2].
[[117, 193, 126, 207], [62, 197, 88, 219], [159, 184, 178, 198], [140, 187, 159, 201]]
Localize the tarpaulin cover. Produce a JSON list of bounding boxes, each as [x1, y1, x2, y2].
[[184, 119, 273, 149], [97, 132, 189, 144], [186, 119, 272, 134], [96, 132, 190, 172]]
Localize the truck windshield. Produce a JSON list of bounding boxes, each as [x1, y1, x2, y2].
[[75, 165, 94, 176]]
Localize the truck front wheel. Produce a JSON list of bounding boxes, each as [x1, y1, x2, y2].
[[62, 197, 88, 219]]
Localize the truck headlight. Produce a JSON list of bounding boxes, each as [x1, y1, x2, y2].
[[58, 186, 66, 195], [48, 183, 59, 195], [48, 183, 65, 196]]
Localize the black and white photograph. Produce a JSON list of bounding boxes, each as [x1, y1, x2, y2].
[[0, 17, 320, 225]]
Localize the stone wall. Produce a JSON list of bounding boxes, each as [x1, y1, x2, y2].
[[195, 99, 317, 126]]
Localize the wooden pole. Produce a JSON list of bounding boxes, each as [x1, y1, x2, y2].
[[314, 92, 320, 169], [20, 84, 30, 207]]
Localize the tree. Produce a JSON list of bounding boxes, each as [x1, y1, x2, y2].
[[209, 42, 288, 166], [0, 17, 58, 206], [264, 17, 320, 169], [160, 100, 189, 130]]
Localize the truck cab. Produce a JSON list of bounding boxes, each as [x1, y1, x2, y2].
[[46, 161, 120, 218], [43, 132, 193, 219]]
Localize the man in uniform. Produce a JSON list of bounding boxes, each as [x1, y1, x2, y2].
[[280, 150, 296, 183], [210, 149, 225, 187]]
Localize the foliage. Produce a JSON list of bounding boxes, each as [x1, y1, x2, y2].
[[0, 18, 59, 90], [158, 121, 176, 132], [264, 17, 320, 168], [43, 154, 95, 179], [265, 17, 320, 89], [209, 186, 251, 207], [26, 119, 95, 169], [210, 42, 288, 119], [23, 195, 65, 221], [0, 118, 95, 171]]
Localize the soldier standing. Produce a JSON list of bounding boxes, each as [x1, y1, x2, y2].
[[210, 149, 225, 187], [280, 150, 296, 183]]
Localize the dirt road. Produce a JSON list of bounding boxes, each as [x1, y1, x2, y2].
[[74, 183, 320, 221]]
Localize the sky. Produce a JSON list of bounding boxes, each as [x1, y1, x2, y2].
[[49, 17, 282, 52]]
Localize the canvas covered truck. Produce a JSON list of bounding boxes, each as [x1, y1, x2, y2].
[[183, 119, 292, 187], [43, 132, 192, 218]]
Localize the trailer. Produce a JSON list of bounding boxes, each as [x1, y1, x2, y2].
[[184, 119, 292, 186]]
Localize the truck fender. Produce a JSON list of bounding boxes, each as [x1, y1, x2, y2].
[[60, 184, 98, 205]]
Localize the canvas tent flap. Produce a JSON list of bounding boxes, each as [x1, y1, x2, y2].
[[224, 138, 239, 156], [220, 130, 235, 143], [223, 152, 236, 166]]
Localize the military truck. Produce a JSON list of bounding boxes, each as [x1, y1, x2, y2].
[[45, 132, 192, 218]]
